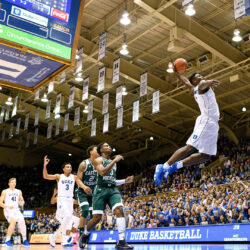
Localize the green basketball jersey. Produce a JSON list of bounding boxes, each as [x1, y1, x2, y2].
[[80, 159, 97, 192], [97, 157, 116, 186]]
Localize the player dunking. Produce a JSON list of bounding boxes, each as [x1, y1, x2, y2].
[[0, 178, 29, 247], [154, 71, 220, 185], [79, 142, 134, 249], [43, 156, 83, 247]]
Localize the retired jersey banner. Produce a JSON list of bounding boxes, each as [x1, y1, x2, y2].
[[68, 86, 75, 109], [16, 117, 21, 135], [34, 106, 40, 127], [34, 89, 40, 101], [8, 122, 14, 140], [82, 76, 89, 101], [117, 107, 123, 129], [0, 106, 5, 124], [98, 67, 105, 93], [140, 72, 148, 97], [45, 99, 51, 120], [47, 121, 52, 139], [12, 96, 18, 117], [116, 86, 123, 109], [75, 47, 84, 75], [60, 72, 66, 85], [55, 118, 60, 136], [152, 90, 160, 114], [87, 100, 94, 122], [74, 106, 80, 126], [132, 100, 139, 123], [112, 58, 120, 84], [102, 92, 109, 115], [234, 0, 246, 19], [55, 92, 62, 115], [48, 81, 54, 94], [91, 118, 97, 137], [98, 32, 107, 61], [25, 132, 30, 148], [64, 113, 69, 132], [33, 127, 38, 145], [24, 112, 30, 131], [103, 113, 109, 133], [5, 105, 10, 121]]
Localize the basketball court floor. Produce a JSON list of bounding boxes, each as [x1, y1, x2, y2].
[[2, 244, 249, 250]]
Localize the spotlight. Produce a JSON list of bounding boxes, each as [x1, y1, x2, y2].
[[150, 136, 154, 141], [68, 153, 72, 156], [112, 148, 116, 152], [5, 97, 13, 106], [232, 29, 242, 42], [83, 106, 89, 114], [120, 10, 131, 25], [75, 77, 83, 82], [120, 43, 129, 55], [41, 93, 48, 103], [242, 107, 246, 112], [166, 62, 174, 73], [185, 4, 196, 16]]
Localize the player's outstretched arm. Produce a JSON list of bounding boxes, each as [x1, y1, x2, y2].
[[116, 176, 134, 186], [94, 155, 124, 176], [198, 79, 219, 90], [76, 161, 92, 194], [175, 71, 194, 91], [0, 190, 13, 209], [18, 190, 25, 206], [43, 156, 60, 181]]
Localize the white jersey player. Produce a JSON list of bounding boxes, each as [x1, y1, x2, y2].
[[0, 178, 30, 247], [154, 71, 220, 185], [43, 155, 83, 247]]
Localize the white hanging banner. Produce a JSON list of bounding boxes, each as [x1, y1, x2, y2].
[[75, 46, 84, 74], [18, 136, 22, 151], [97, 67, 105, 93], [117, 107, 123, 129], [140, 72, 148, 97], [74, 106, 80, 126], [91, 118, 97, 137], [60, 72, 66, 85], [45, 99, 51, 120], [34, 127, 38, 145], [1, 127, 5, 143], [47, 121, 52, 139], [152, 90, 160, 114], [5, 105, 10, 121], [24, 112, 29, 131], [12, 96, 18, 117], [132, 100, 139, 123], [87, 100, 94, 121], [102, 92, 109, 115], [34, 106, 40, 127], [55, 92, 62, 115], [112, 58, 120, 84], [98, 32, 107, 61], [68, 86, 75, 109], [103, 113, 109, 133], [34, 89, 40, 101], [0, 106, 5, 124], [48, 81, 54, 94], [182, 0, 193, 8], [8, 122, 14, 139], [16, 117, 21, 135], [234, 0, 246, 20], [82, 76, 89, 101], [116, 86, 123, 109], [55, 117, 60, 136], [64, 113, 69, 132], [25, 132, 30, 148]]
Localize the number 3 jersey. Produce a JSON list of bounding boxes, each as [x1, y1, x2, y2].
[[4, 188, 20, 210], [57, 174, 75, 198]]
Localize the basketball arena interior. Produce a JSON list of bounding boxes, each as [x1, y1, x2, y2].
[[0, 0, 249, 249]]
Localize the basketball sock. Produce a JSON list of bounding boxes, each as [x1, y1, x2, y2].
[[6, 236, 10, 241], [176, 161, 183, 169], [163, 162, 169, 170], [18, 220, 27, 241], [116, 217, 125, 241]]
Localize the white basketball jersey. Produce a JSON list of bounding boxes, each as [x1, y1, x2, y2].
[[194, 86, 220, 120], [57, 174, 75, 198], [4, 189, 20, 209]]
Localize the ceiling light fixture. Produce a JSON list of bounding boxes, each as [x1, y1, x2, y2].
[[122, 86, 128, 95], [120, 10, 131, 25], [112, 148, 116, 152], [68, 153, 72, 156], [242, 107, 246, 112], [185, 4, 196, 16], [41, 93, 48, 103], [5, 97, 13, 106], [83, 106, 89, 114], [150, 136, 154, 141], [232, 29, 242, 42], [166, 62, 174, 73], [120, 33, 129, 55], [55, 113, 60, 119], [75, 76, 83, 82]]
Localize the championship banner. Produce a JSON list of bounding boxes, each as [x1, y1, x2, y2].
[[55, 118, 60, 136], [87, 100, 94, 122], [132, 100, 139, 123], [60, 72, 66, 85], [97, 67, 105, 93], [117, 107, 123, 129], [48, 81, 54, 94], [75, 47, 84, 75], [34, 89, 40, 101], [74, 106, 80, 126], [1, 127, 5, 144], [103, 113, 109, 133], [152, 90, 160, 114], [102, 92, 109, 115], [182, 0, 194, 8], [34, 106, 40, 127], [68, 86, 75, 109], [25, 132, 30, 148], [8, 122, 14, 139], [45, 99, 51, 120], [12, 96, 18, 117], [140, 72, 148, 97], [234, 0, 247, 20], [98, 32, 107, 61], [47, 121, 52, 139], [116, 86, 123, 109], [82, 76, 89, 101], [33, 127, 38, 145], [55, 92, 62, 115], [5, 105, 10, 121], [112, 58, 120, 84], [17, 136, 22, 151], [91, 118, 97, 137], [64, 113, 69, 132], [0, 106, 5, 124], [16, 117, 21, 135], [24, 112, 30, 131]]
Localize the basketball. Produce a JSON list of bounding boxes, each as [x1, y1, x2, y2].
[[174, 58, 188, 73]]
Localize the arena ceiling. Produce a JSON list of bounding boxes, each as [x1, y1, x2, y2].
[[0, 0, 249, 158]]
